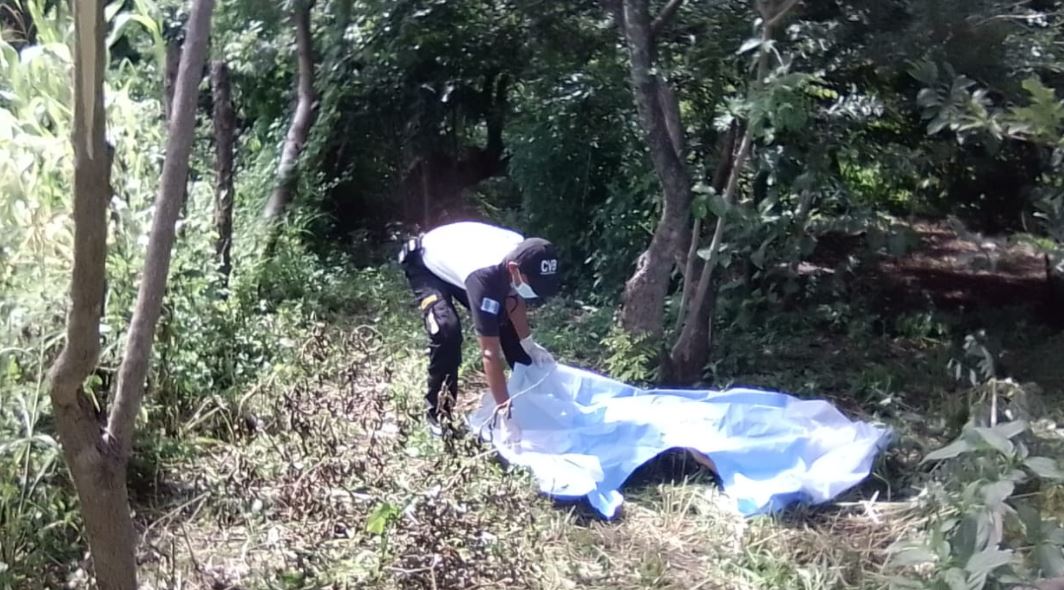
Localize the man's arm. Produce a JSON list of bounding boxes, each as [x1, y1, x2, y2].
[[506, 295, 531, 340], [506, 294, 555, 367], [477, 335, 510, 407]]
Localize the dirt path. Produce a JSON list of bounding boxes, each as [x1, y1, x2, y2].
[[876, 221, 1051, 312]]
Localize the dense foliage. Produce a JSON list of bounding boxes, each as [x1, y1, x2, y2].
[[1, 0, 1063, 587]]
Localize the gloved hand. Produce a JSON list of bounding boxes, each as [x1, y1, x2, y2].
[[520, 336, 555, 367], [491, 404, 522, 449], [498, 413, 522, 446]]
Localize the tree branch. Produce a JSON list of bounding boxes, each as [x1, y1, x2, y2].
[[108, 0, 215, 458], [657, 77, 684, 161], [672, 130, 753, 345], [765, 0, 800, 29], [650, 0, 684, 38], [263, 0, 318, 220], [616, 0, 695, 336], [674, 121, 738, 333], [212, 60, 236, 285], [52, 0, 109, 409], [486, 73, 509, 159]]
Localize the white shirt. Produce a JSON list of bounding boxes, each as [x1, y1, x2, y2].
[[420, 221, 524, 289]]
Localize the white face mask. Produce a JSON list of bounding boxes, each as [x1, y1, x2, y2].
[[514, 281, 538, 299]]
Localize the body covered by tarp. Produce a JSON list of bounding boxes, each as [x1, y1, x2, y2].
[[467, 363, 891, 518]]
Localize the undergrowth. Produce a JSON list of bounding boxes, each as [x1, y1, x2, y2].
[[4, 217, 1064, 589]]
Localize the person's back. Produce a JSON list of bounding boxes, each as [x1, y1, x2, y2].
[[420, 221, 525, 289]]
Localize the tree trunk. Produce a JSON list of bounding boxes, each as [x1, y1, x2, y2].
[[262, 0, 317, 220], [162, 38, 180, 121], [51, 5, 136, 589], [62, 446, 137, 590], [666, 132, 753, 383], [617, 0, 693, 339], [51, 2, 214, 587], [211, 59, 235, 285], [109, 0, 214, 457], [665, 0, 798, 383], [163, 37, 194, 229], [674, 122, 738, 333]]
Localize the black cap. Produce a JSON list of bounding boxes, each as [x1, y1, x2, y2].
[[508, 238, 561, 298]]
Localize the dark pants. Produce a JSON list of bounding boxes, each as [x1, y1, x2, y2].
[[400, 248, 531, 418]]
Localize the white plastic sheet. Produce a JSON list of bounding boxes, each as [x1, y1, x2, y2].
[[468, 363, 891, 518]]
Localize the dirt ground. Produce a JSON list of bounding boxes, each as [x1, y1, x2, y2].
[[878, 222, 1053, 312], [822, 220, 1064, 394]]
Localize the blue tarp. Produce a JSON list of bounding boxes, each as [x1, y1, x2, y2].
[[468, 363, 891, 518]]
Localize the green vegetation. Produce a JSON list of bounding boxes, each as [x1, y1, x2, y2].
[[2, 0, 1064, 588]]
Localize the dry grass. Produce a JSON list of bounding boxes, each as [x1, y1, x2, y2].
[[123, 316, 935, 590], [135, 323, 555, 589], [538, 485, 747, 590], [739, 500, 925, 590], [128, 309, 931, 590], [533, 481, 926, 590]]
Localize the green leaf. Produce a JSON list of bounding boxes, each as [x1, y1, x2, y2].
[[750, 248, 766, 270], [965, 571, 988, 590], [738, 37, 762, 55], [1047, 525, 1064, 546], [692, 194, 709, 219], [750, 237, 774, 270], [890, 546, 938, 567], [954, 512, 992, 562], [1024, 457, 1064, 481], [982, 480, 1015, 508], [965, 549, 1012, 577], [928, 114, 951, 135], [1015, 502, 1044, 540], [969, 427, 1014, 456], [909, 59, 939, 86], [943, 567, 968, 590], [365, 502, 398, 535], [991, 420, 1027, 439], [922, 438, 973, 463], [1004, 467, 1029, 482], [707, 193, 730, 218], [1036, 544, 1064, 577], [1022, 77, 1060, 104]]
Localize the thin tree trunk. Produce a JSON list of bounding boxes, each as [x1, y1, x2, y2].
[[658, 80, 684, 163], [675, 216, 701, 327], [674, 122, 739, 333], [665, 0, 799, 383], [650, 0, 684, 38], [617, 0, 693, 339], [163, 37, 193, 229], [667, 132, 753, 382], [262, 0, 317, 220], [108, 0, 214, 457], [396, 73, 510, 228], [52, 4, 214, 583], [51, 4, 134, 588], [658, 80, 690, 273], [211, 60, 235, 285], [163, 38, 180, 121]]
